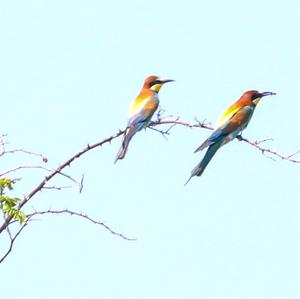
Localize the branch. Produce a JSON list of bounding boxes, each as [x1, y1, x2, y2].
[[0, 217, 29, 263], [57, 172, 84, 192], [152, 116, 300, 163], [26, 209, 136, 241], [0, 166, 84, 192], [0, 129, 125, 233], [42, 185, 73, 190], [0, 115, 299, 235], [151, 115, 213, 130], [3, 149, 48, 163], [0, 165, 51, 177], [0, 135, 47, 162], [0, 206, 135, 263], [237, 135, 300, 163]]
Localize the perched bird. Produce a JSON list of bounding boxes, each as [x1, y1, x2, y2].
[[115, 75, 174, 163], [185, 90, 276, 184]]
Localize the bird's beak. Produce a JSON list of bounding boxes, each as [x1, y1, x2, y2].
[[259, 91, 277, 97], [253, 91, 276, 105], [161, 79, 175, 84]]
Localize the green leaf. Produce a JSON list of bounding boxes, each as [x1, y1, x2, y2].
[[0, 177, 26, 224]]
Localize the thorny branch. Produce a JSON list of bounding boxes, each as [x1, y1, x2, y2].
[[152, 115, 300, 163], [0, 216, 29, 263], [0, 134, 48, 162], [0, 129, 125, 234], [1, 116, 299, 235], [236, 135, 300, 163], [3, 149, 48, 163], [0, 207, 135, 264], [0, 165, 51, 177], [26, 209, 136, 241], [1, 113, 300, 262]]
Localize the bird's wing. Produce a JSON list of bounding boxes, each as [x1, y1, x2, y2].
[[128, 95, 159, 127], [218, 105, 254, 135], [194, 106, 253, 152], [215, 102, 241, 129]]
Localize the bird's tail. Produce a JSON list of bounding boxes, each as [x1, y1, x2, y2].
[[185, 142, 221, 185], [114, 126, 138, 163], [193, 138, 211, 153]]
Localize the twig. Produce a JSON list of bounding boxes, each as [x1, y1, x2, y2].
[[148, 126, 171, 140], [43, 186, 72, 190], [0, 219, 29, 263], [26, 209, 136, 241], [0, 136, 47, 162], [237, 135, 300, 163], [1, 116, 299, 235], [4, 149, 48, 163], [0, 165, 51, 177], [151, 116, 213, 130], [0, 130, 125, 234], [79, 174, 84, 193], [0, 166, 83, 191], [57, 171, 84, 192]]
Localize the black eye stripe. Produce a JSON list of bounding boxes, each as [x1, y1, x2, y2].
[[149, 79, 162, 87], [252, 93, 261, 100]]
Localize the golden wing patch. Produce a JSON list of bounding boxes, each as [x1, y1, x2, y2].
[[215, 103, 240, 129], [129, 96, 158, 119]]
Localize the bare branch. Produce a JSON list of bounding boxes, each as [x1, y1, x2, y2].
[[0, 130, 125, 234], [237, 135, 300, 163], [3, 149, 48, 163], [148, 125, 172, 140], [151, 116, 213, 130], [0, 165, 51, 177], [0, 135, 47, 162], [57, 171, 84, 192], [0, 166, 83, 192], [0, 219, 29, 263], [26, 209, 136, 241], [0, 206, 135, 263], [43, 186, 73, 190], [1, 115, 299, 236], [152, 116, 300, 163], [286, 151, 300, 159], [79, 174, 84, 193]]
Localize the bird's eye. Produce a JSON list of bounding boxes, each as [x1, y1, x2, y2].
[[252, 93, 261, 100], [149, 80, 161, 87]]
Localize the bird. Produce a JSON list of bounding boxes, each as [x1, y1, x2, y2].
[[115, 75, 174, 163], [185, 90, 276, 184]]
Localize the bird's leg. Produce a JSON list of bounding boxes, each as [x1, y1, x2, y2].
[[236, 134, 243, 141]]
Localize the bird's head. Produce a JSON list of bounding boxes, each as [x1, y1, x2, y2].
[[143, 75, 174, 92], [244, 90, 276, 105]]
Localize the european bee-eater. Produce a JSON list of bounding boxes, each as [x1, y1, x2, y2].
[[115, 75, 174, 163], [185, 90, 276, 184]]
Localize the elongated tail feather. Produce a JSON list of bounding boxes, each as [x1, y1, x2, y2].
[[194, 138, 212, 153], [114, 126, 139, 163], [194, 129, 225, 153], [192, 143, 220, 176], [185, 141, 222, 185]]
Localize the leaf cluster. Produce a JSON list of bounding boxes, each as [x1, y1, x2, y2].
[[0, 178, 26, 224]]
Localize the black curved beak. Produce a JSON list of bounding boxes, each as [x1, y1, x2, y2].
[[161, 79, 175, 84], [259, 91, 276, 97]]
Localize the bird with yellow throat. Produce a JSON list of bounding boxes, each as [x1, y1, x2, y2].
[[185, 90, 276, 184], [115, 75, 174, 163]]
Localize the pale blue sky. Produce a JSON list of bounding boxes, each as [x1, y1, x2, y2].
[[1, 0, 300, 298]]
